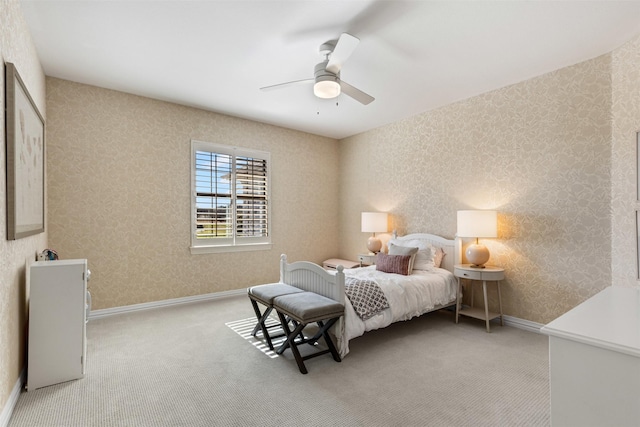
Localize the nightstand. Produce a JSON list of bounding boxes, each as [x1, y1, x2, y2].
[[357, 253, 376, 267], [454, 264, 505, 332]]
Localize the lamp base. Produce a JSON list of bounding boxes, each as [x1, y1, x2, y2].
[[367, 236, 382, 254], [465, 243, 490, 268]]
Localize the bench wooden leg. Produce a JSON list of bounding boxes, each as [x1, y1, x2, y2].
[[275, 312, 342, 374], [249, 298, 276, 350], [276, 311, 308, 374], [302, 318, 341, 362], [250, 305, 269, 337], [250, 297, 304, 352], [318, 319, 341, 363]]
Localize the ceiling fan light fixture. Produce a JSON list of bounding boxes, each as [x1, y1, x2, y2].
[[314, 76, 340, 99], [261, 35, 373, 105]]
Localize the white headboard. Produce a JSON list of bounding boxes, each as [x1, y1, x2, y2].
[[390, 232, 460, 273]]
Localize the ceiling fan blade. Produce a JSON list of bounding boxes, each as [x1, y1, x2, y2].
[[260, 78, 313, 91], [340, 80, 374, 105], [326, 33, 359, 74]]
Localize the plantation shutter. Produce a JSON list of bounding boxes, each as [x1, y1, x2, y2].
[[235, 156, 269, 239], [191, 141, 270, 250], [194, 150, 233, 243]]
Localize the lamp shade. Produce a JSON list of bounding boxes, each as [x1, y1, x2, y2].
[[361, 212, 388, 233], [456, 210, 497, 238]]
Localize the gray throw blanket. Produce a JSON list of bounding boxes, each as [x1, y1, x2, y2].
[[345, 277, 390, 321]]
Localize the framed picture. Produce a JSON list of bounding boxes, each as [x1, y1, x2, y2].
[[637, 210, 640, 280], [637, 132, 640, 202], [5, 62, 45, 240]]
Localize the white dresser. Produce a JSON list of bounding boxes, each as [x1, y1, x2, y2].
[[540, 286, 640, 427], [28, 259, 89, 390]]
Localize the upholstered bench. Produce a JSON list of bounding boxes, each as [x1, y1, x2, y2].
[[248, 283, 304, 351], [273, 291, 344, 374]]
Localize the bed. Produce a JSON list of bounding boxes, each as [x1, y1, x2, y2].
[[279, 233, 460, 357]]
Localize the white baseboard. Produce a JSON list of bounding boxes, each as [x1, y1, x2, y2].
[[89, 288, 246, 319], [455, 305, 544, 333], [0, 368, 25, 427], [502, 314, 544, 333]]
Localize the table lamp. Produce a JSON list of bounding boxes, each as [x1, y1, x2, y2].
[[361, 212, 388, 253], [457, 210, 497, 268]]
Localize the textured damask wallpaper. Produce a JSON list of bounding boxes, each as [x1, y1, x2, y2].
[[339, 54, 613, 325], [46, 78, 339, 310], [612, 33, 640, 288], [0, 0, 47, 413]]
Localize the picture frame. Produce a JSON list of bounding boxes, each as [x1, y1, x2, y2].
[[637, 132, 640, 280], [5, 62, 45, 240], [637, 210, 640, 281], [637, 131, 640, 202]]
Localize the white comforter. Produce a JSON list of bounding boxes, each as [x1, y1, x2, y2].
[[336, 266, 457, 357]]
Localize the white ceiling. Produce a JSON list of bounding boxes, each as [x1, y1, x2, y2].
[[20, 0, 640, 140]]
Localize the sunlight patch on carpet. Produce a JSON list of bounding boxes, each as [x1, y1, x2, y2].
[[225, 317, 285, 359]]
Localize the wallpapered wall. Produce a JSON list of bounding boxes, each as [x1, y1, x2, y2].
[[45, 77, 339, 310], [339, 54, 613, 325], [0, 0, 47, 414], [612, 34, 640, 287]]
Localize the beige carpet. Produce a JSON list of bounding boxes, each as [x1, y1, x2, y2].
[[9, 295, 550, 426]]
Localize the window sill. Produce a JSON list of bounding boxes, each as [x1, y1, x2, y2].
[[190, 243, 272, 255]]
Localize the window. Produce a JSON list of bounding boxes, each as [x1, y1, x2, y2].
[[191, 140, 271, 253]]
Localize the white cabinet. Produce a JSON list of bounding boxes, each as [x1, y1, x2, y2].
[[541, 287, 640, 426], [28, 259, 89, 391]]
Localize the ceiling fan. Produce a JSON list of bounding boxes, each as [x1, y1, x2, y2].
[[260, 33, 375, 105]]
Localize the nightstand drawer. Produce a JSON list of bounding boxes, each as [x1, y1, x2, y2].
[[454, 267, 482, 280], [358, 254, 376, 266], [454, 265, 505, 281]]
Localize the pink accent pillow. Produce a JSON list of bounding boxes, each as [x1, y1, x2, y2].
[[388, 243, 419, 273], [376, 253, 411, 276]]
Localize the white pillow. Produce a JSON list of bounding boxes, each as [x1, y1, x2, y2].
[[388, 238, 436, 271]]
